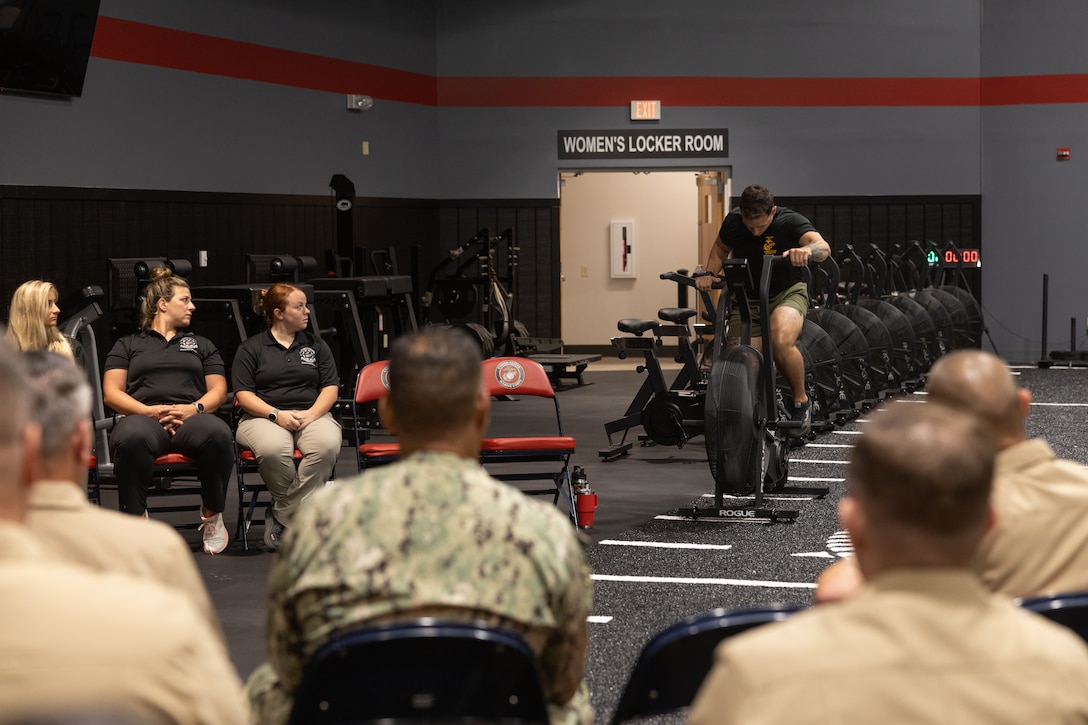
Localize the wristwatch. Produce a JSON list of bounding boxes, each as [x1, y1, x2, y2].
[[195, 402, 205, 414], [268, 409, 279, 423]]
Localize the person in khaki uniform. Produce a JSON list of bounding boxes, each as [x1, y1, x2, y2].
[[246, 326, 594, 725], [690, 401, 1088, 725], [0, 336, 247, 724], [22, 351, 222, 635], [927, 349, 1088, 597], [816, 349, 1088, 602]]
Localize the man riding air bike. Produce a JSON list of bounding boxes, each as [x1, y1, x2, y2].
[[695, 184, 831, 436]]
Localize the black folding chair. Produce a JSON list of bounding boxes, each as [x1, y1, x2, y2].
[[611, 604, 801, 724], [1018, 590, 1088, 643], [288, 618, 550, 725]]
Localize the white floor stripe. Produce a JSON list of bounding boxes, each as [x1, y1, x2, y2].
[[789, 476, 845, 483], [833, 430, 863, 435], [598, 539, 733, 551], [804, 443, 854, 448], [587, 615, 613, 623], [655, 514, 771, 524], [793, 552, 835, 559], [1031, 402, 1088, 408], [1007, 365, 1087, 371], [592, 573, 815, 589], [788, 459, 849, 465], [703, 493, 819, 502]]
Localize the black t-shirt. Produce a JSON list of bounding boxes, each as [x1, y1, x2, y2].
[[717, 206, 817, 296], [231, 329, 339, 410], [104, 330, 225, 405]]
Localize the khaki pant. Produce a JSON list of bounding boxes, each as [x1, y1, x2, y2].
[[236, 413, 342, 524]]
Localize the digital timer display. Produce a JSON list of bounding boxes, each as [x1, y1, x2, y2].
[[927, 248, 981, 268]]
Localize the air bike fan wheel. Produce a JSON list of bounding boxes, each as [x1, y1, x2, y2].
[[705, 346, 765, 496]]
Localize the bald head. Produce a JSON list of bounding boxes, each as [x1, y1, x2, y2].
[[847, 400, 996, 567], [925, 350, 1025, 445]]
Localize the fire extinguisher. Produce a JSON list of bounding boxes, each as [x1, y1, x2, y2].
[[572, 466, 598, 529]]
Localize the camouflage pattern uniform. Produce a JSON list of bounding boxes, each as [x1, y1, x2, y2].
[[246, 450, 594, 725]]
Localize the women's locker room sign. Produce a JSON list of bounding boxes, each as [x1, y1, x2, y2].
[[557, 129, 728, 160]]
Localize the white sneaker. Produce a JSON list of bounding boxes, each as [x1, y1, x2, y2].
[[199, 512, 228, 555]]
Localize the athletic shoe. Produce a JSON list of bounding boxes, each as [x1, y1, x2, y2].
[[199, 511, 228, 555], [264, 509, 287, 552], [790, 400, 813, 437]]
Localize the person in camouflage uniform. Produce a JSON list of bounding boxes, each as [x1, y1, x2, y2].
[[246, 325, 595, 725]]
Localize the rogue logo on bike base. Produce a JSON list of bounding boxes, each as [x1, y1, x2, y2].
[[558, 129, 728, 160], [718, 509, 757, 518]]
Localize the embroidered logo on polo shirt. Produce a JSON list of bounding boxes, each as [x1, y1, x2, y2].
[[299, 347, 317, 367], [179, 336, 199, 353]]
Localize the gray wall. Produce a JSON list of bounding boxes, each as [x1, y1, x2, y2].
[[982, 2, 1088, 361], [7, 0, 1088, 359], [435, 1, 982, 198], [0, 0, 441, 197]]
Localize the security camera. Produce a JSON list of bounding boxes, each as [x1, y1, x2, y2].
[[347, 94, 374, 111]]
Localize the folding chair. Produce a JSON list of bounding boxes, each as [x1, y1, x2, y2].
[[288, 618, 549, 725], [97, 422, 232, 536], [143, 453, 205, 517], [87, 454, 100, 505], [352, 360, 400, 472], [479, 357, 577, 519], [1018, 591, 1088, 644], [611, 604, 801, 724], [235, 446, 303, 552]]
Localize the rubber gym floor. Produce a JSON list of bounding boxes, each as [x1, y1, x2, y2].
[[104, 361, 1088, 723]]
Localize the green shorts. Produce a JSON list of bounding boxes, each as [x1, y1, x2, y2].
[[726, 281, 810, 339]]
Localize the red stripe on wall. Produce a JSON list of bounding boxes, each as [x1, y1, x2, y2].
[[437, 76, 979, 107], [90, 17, 437, 105], [90, 17, 1088, 109], [981, 75, 1088, 105]]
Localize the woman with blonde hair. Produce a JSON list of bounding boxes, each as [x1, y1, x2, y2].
[[102, 267, 233, 554], [6, 280, 80, 361]]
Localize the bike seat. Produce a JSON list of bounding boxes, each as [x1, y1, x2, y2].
[[617, 318, 658, 336], [658, 307, 698, 324]]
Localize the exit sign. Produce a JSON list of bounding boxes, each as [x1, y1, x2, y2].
[[630, 100, 661, 121]]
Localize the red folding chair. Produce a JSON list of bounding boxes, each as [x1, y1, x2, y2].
[[235, 446, 304, 551], [87, 454, 100, 505], [353, 360, 400, 472], [479, 357, 577, 520]]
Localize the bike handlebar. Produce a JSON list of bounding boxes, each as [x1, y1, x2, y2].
[[660, 270, 725, 290]]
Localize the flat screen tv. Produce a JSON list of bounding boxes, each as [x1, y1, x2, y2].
[[0, 0, 101, 97]]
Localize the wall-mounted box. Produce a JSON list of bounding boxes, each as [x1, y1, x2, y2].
[[610, 221, 636, 278]]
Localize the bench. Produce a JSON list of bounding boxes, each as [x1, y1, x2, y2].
[[512, 336, 601, 389]]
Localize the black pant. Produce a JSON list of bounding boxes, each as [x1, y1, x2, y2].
[[109, 413, 233, 515]]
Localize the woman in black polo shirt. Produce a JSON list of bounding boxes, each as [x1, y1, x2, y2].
[[232, 282, 340, 551], [103, 268, 233, 555]]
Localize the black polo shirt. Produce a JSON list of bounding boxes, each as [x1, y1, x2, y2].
[[231, 329, 339, 410], [104, 330, 225, 405], [718, 206, 817, 296]]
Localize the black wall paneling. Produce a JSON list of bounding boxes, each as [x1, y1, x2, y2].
[[436, 199, 561, 340], [779, 195, 982, 296], [1, 188, 973, 361], [0, 187, 442, 366]]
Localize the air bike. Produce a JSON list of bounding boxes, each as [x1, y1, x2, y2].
[[682, 255, 829, 523]]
